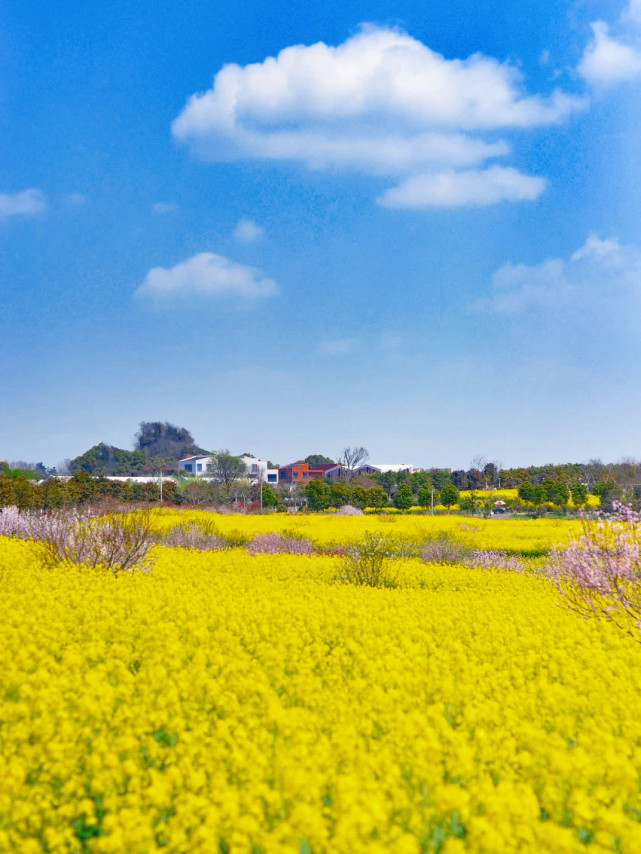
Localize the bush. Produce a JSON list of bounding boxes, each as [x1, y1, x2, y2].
[[547, 502, 641, 640], [468, 550, 525, 573], [336, 504, 364, 516], [35, 510, 156, 574], [339, 532, 397, 587], [246, 532, 315, 555], [161, 522, 225, 551], [421, 534, 470, 565]]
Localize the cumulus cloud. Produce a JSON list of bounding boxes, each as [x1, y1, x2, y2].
[[232, 217, 266, 243], [579, 2, 641, 85], [318, 338, 360, 356], [477, 235, 641, 318], [0, 189, 46, 220], [173, 26, 581, 208], [136, 252, 278, 300], [152, 202, 180, 214], [379, 166, 545, 209]]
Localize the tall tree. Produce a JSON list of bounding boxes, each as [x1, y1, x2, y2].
[[209, 451, 248, 493], [339, 446, 369, 478], [135, 422, 202, 459]]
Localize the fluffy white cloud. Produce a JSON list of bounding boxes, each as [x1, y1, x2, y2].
[[478, 235, 641, 317], [379, 166, 545, 209], [579, 2, 641, 85], [173, 26, 581, 208], [136, 252, 278, 300], [232, 217, 266, 243], [0, 189, 46, 220], [318, 338, 360, 356]]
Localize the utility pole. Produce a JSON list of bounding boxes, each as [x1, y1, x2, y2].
[[431, 487, 434, 515], [158, 470, 163, 503]]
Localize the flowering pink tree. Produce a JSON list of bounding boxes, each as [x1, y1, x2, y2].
[[548, 503, 641, 640]]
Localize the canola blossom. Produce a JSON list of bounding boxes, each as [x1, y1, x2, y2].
[[2, 519, 641, 853], [149, 508, 583, 555]]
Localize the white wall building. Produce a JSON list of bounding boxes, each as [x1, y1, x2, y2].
[[177, 455, 212, 475], [178, 453, 278, 483]]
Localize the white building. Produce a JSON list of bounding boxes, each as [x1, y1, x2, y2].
[[240, 455, 278, 483], [177, 454, 212, 475], [177, 453, 278, 483]]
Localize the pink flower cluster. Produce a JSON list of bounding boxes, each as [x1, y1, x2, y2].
[[246, 532, 315, 556], [547, 502, 641, 638]]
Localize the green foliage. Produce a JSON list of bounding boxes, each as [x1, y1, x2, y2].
[[70, 443, 148, 476], [304, 454, 335, 467], [570, 482, 588, 507], [393, 483, 414, 510], [440, 482, 459, 509], [518, 482, 535, 503], [459, 491, 481, 512], [542, 478, 570, 506], [417, 483, 434, 507], [329, 482, 352, 508], [339, 532, 397, 587], [260, 483, 280, 508], [1, 466, 40, 481], [135, 421, 202, 459], [304, 479, 331, 510]]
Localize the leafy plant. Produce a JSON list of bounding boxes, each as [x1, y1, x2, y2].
[[338, 532, 397, 587]]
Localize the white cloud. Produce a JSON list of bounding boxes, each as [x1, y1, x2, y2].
[[173, 26, 581, 208], [136, 252, 278, 300], [232, 217, 266, 243], [318, 338, 360, 356], [578, 2, 641, 85], [379, 166, 545, 209], [152, 202, 180, 214], [579, 21, 641, 84], [623, 0, 641, 25], [0, 189, 46, 220], [477, 235, 641, 317]]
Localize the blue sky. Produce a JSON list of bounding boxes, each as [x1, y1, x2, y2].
[[2, 0, 641, 468]]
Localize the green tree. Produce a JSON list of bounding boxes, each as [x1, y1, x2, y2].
[[209, 451, 248, 497], [304, 454, 335, 467], [329, 482, 352, 508], [366, 485, 387, 508], [304, 479, 331, 511], [532, 484, 548, 506], [417, 482, 434, 507], [570, 482, 588, 507], [543, 478, 570, 506], [518, 482, 535, 503], [260, 483, 280, 508], [393, 483, 414, 509], [440, 482, 459, 509]]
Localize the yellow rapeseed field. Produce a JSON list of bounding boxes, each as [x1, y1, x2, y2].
[[149, 508, 582, 554], [2, 517, 641, 853]]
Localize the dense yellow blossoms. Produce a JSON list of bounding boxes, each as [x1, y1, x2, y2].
[[2, 520, 641, 853], [150, 507, 582, 554]]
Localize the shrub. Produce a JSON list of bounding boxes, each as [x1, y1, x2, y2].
[[339, 532, 397, 587], [547, 503, 641, 640], [421, 534, 471, 565], [468, 549, 525, 573], [336, 504, 364, 516], [161, 522, 225, 551], [0, 506, 32, 538], [246, 532, 315, 555], [35, 509, 155, 574]]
